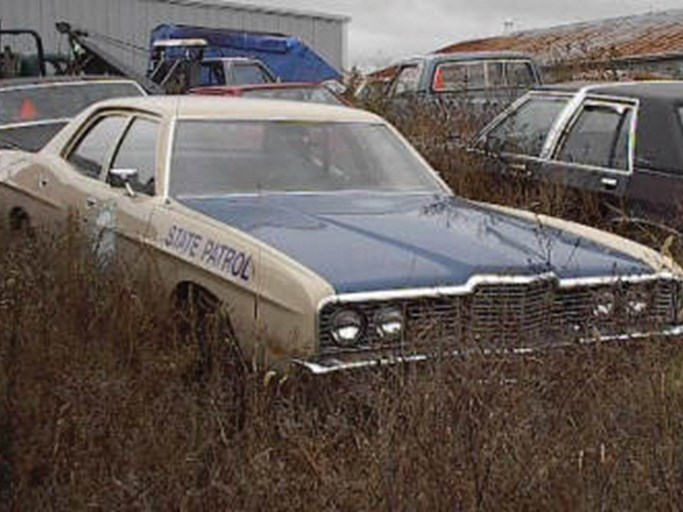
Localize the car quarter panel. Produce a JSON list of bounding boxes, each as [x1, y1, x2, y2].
[[147, 201, 335, 367]]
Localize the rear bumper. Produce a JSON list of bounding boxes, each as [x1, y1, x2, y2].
[[293, 325, 683, 375]]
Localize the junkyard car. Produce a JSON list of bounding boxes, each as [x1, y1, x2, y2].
[[473, 81, 683, 225], [383, 52, 542, 110], [190, 82, 348, 106], [0, 96, 681, 374], [0, 76, 146, 151]]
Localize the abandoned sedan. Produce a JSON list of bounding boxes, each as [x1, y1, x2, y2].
[[0, 96, 681, 374], [0, 76, 146, 151], [473, 81, 683, 226]]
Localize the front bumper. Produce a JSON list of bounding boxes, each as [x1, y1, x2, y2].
[[293, 325, 683, 375]]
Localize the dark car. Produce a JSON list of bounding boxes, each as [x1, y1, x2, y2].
[[190, 82, 348, 106], [473, 81, 683, 226], [0, 76, 146, 151]]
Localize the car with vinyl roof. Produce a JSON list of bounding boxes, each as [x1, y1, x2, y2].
[[0, 96, 681, 375], [473, 81, 683, 226]]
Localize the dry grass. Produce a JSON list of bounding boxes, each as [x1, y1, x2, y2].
[[2, 210, 683, 509], [3, 94, 683, 509]]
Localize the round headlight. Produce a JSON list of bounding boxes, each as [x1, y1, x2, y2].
[[374, 307, 405, 340], [330, 309, 365, 347]]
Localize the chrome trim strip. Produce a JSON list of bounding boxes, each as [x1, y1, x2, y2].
[[318, 272, 678, 309], [297, 325, 683, 375], [0, 119, 70, 130], [0, 79, 143, 94]]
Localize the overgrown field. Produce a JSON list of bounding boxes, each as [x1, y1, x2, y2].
[[3, 102, 683, 509], [2, 224, 683, 510]]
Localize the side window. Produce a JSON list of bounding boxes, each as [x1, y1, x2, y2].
[[433, 62, 485, 92], [200, 62, 226, 86], [67, 116, 128, 179], [556, 103, 634, 171], [392, 65, 420, 96], [110, 118, 160, 196], [483, 95, 570, 156], [232, 64, 271, 85], [505, 61, 536, 87]]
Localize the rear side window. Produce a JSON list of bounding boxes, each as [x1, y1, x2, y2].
[[433, 62, 485, 92], [67, 115, 128, 179], [110, 118, 160, 195], [483, 95, 569, 156], [433, 60, 536, 92], [556, 103, 634, 171]]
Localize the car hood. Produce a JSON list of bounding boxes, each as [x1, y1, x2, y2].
[[179, 193, 654, 294]]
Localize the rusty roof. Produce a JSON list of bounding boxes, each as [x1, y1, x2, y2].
[[437, 9, 683, 65]]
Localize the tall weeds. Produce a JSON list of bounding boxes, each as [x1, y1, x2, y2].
[[2, 220, 683, 509]]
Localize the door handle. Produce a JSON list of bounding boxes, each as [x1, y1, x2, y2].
[[601, 177, 618, 190]]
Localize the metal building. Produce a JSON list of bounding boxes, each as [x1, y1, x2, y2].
[[0, 0, 349, 73]]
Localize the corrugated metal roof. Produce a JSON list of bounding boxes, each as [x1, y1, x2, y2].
[[437, 9, 683, 65]]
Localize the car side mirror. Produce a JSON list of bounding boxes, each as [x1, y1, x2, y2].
[[109, 168, 138, 197]]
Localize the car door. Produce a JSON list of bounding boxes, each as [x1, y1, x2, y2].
[[540, 98, 636, 198], [386, 64, 422, 113], [475, 92, 573, 177], [45, 111, 162, 264]]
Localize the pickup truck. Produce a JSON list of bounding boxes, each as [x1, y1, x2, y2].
[[379, 52, 543, 135]]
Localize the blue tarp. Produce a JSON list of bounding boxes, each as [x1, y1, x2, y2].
[[150, 24, 342, 83]]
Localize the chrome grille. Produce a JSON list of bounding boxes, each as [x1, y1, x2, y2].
[[318, 277, 679, 353]]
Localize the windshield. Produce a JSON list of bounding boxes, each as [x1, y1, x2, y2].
[[170, 121, 444, 196], [242, 87, 343, 105], [0, 82, 144, 127]]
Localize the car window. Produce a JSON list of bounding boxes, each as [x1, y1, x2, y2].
[[243, 87, 344, 106], [170, 121, 444, 196], [556, 103, 634, 171], [110, 118, 159, 195], [232, 63, 271, 85], [0, 82, 144, 126], [505, 61, 536, 87], [484, 95, 569, 156], [433, 61, 486, 92], [200, 62, 226, 86], [392, 65, 420, 96], [67, 115, 128, 179]]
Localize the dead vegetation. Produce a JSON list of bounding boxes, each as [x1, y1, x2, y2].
[[2, 200, 683, 509], [3, 88, 683, 509]]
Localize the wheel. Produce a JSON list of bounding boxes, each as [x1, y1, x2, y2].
[[174, 284, 247, 434], [8, 208, 30, 233]]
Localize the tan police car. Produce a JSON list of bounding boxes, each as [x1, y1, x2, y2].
[[0, 96, 681, 375]]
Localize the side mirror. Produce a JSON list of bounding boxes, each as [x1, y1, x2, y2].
[[109, 168, 138, 197]]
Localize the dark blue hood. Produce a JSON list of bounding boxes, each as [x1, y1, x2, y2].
[[180, 193, 653, 294]]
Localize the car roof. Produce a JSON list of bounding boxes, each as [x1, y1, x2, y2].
[[0, 75, 142, 90], [193, 82, 322, 92], [400, 51, 535, 66], [535, 80, 683, 101], [91, 95, 382, 123]]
